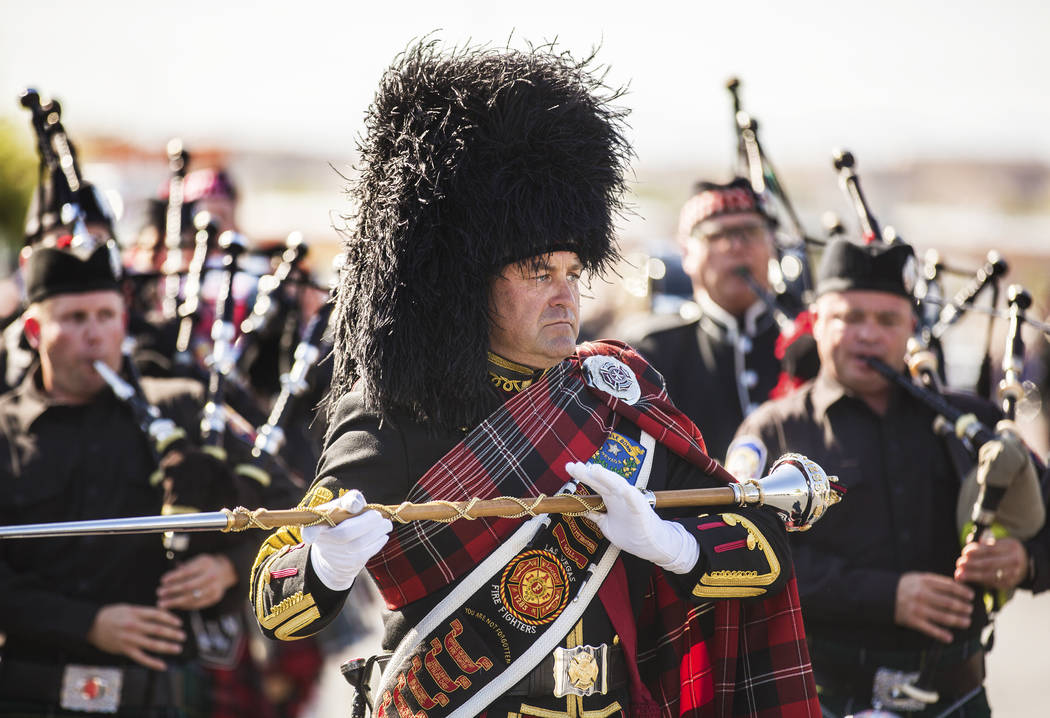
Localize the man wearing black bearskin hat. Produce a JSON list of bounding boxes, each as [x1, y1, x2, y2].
[[730, 237, 1046, 716], [251, 41, 824, 717], [635, 178, 817, 464]]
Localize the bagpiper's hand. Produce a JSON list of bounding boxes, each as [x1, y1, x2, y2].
[[87, 604, 186, 671], [565, 461, 699, 574], [955, 533, 1028, 591], [894, 571, 974, 644], [157, 554, 238, 610], [302, 490, 393, 591]]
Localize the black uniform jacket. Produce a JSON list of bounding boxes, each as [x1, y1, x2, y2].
[[635, 297, 781, 463], [0, 367, 253, 667], [251, 354, 793, 654], [733, 372, 1004, 653]]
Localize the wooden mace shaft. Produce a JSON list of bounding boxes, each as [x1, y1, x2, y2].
[[228, 486, 740, 531]]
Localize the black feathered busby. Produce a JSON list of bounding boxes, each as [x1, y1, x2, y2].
[[815, 237, 917, 299], [329, 40, 631, 431]]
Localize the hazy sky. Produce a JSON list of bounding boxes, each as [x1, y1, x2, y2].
[[2, 0, 1049, 172]]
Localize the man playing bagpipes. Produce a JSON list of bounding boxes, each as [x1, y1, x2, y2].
[[729, 237, 1046, 717], [0, 90, 272, 716]]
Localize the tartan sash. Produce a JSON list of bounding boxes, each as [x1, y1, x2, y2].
[[365, 340, 820, 717], [372, 431, 657, 718], [365, 340, 724, 609]]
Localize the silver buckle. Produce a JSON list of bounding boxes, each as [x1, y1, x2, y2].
[[60, 664, 123, 713], [553, 644, 608, 698], [871, 667, 927, 713]]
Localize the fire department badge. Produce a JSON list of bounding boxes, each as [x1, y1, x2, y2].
[[582, 356, 641, 405], [499, 550, 569, 625]]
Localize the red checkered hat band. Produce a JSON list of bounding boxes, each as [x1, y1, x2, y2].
[[678, 187, 759, 237]]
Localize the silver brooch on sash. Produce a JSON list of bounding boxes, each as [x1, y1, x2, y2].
[[582, 356, 641, 405]]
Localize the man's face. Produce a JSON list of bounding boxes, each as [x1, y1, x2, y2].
[[488, 251, 582, 370], [681, 212, 773, 317], [812, 290, 916, 400], [25, 291, 126, 404]]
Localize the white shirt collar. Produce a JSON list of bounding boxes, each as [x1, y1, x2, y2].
[[694, 290, 767, 336]]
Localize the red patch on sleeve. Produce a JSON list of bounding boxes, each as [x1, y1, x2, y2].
[[696, 520, 726, 531], [714, 539, 748, 553]]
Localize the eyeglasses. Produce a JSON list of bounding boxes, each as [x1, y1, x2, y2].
[[695, 223, 769, 247]]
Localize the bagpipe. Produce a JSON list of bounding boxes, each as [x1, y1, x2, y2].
[[723, 80, 848, 397], [123, 137, 325, 390], [14, 89, 332, 504], [19, 88, 118, 252], [726, 77, 826, 316], [155, 225, 334, 496], [161, 139, 191, 320]]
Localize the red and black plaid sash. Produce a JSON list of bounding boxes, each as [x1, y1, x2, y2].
[[365, 340, 727, 608], [366, 340, 819, 716]]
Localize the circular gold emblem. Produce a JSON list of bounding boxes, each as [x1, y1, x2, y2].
[[499, 550, 569, 626]]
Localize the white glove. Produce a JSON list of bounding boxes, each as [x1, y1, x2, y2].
[[565, 461, 699, 574], [302, 490, 393, 591]]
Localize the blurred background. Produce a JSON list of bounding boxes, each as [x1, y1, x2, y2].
[[1, 0, 1049, 715]]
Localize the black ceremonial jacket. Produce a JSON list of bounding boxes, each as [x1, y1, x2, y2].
[[251, 352, 792, 715], [732, 372, 1002, 653], [635, 295, 781, 463]]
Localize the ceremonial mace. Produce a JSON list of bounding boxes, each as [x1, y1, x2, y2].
[[0, 454, 841, 539]]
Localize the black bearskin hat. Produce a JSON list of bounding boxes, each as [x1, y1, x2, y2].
[[330, 40, 631, 431]]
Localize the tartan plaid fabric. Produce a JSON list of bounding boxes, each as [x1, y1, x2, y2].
[[365, 343, 627, 607], [637, 571, 818, 717], [366, 340, 819, 717]]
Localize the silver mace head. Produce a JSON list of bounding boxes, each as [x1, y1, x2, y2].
[[734, 453, 843, 531]]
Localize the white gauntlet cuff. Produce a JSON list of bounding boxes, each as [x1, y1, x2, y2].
[[656, 521, 700, 574]]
